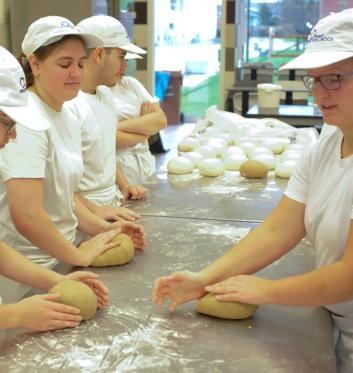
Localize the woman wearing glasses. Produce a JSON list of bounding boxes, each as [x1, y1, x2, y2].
[[153, 9, 353, 372]]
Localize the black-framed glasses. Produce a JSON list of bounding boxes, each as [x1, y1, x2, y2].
[[302, 71, 353, 91]]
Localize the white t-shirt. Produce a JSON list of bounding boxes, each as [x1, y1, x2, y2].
[[319, 123, 337, 139], [70, 87, 121, 205], [0, 92, 84, 267], [111, 76, 157, 185], [285, 127, 353, 316]]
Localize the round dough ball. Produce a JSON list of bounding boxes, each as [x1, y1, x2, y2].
[[90, 233, 134, 267], [196, 293, 258, 320], [177, 137, 200, 152], [227, 134, 240, 146], [167, 156, 194, 174], [252, 153, 277, 170], [224, 146, 245, 158], [275, 160, 297, 179], [199, 158, 225, 177], [49, 279, 97, 320], [240, 160, 268, 179], [207, 140, 227, 158], [224, 153, 248, 171], [248, 146, 273, 159], [261, 138, 286, 154], [182, 151, 203, 168], [281, 151, 302, 162], [239, 141, 256, 157], [286, 143, 305, 152], [195, 145, 217, 159]]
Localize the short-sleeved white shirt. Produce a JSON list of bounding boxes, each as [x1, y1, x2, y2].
[[0, 92, 84, 267], [111, 76, 157, 185], [71, 88, 121, 205], [285, 127, 353, 316]]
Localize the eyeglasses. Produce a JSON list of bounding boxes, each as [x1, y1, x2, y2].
[[302, 71, 353, 91], [0, 118, 16, 134]]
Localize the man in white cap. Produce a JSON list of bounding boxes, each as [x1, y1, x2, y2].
[[67, 15, 152, 237], [77, 16, 166, 189], [154, 9, 353, 373], [0, 46, 109, 332]]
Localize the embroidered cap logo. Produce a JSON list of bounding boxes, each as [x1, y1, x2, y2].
[[308, 29, 334, 43]]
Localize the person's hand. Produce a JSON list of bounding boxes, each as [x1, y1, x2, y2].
[[109, 221, 146, 250], [94, 204, 141, 222], [13, 294, 82, 331], [153, 271, 206, 311], [78, 228, 122, 266], [64, 271, 109, 308], [140, 102, 154, 116], [205, 275, 274, 305], [122, 184, 148, 201]]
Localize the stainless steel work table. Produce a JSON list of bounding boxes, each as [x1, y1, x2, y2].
[[127, 169, 287, 223], [0, 217, 335, 372]]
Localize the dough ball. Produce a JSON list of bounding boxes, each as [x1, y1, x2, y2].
[[167, 156, 194, 174], [195, 145, 217, 159], [248, 146, 273, 159], [281, 150, 302, 162], [207, 140, 227, 158], [182, 151, 203, 168], [199, 158, 225, 177], [275, 160, 297, 179], [239, 141, 256, 157], [252, 153, 277, 170], [261, 138, 285, 154], [240, 160, 268, 179], [90, 233, 134, 267], [227, 134, 240, 146], [49, 279, 97, 320], [196, 293, 258, 320], [286, 143, 305, 152], [224, 153, 248, 171], [224, 146, 245, 158], [177, 137, 200, 152]]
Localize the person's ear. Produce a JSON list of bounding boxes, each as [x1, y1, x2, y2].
[[27, 54, 40, 77], [94, 47, 105, 65]]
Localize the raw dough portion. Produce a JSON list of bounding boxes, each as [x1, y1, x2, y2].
[[240, 160, 268, 179], [275, 160, 297, 179], [199, 158, 225, 177], [167, 156, 194, 174], [224, 146, 245, 157], [177, 137, 200, 152], [239, 141, 256, 156], [195, 145, 217, 159], [248, 146, 273, 159], [262, 138, 285, 154], [252, 153, 277, 170], [196, 293, 258, 320], [49, 279, 97, 320], [90, 233, 134, 267], [224, 153, 248, 171], [182, 151, 203, 168], [281, 150, 302, 162]]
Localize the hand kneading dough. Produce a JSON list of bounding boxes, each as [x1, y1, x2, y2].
[[240, 160, 268, 179], [196, 293, 258, 319], [199, 158, 225, 177], [90, 233, 134, 267], [167, 156, 194, 174], [49, 279, 97, 320]]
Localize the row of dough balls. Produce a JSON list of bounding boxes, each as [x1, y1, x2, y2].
[[168, 143, 304, 179]]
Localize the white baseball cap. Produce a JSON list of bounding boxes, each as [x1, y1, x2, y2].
[[125, 52, 143, 60], [280, 8, 353, 70], [0, 46, 50, 131], [77, 15, 146, 54], [22, 16, 103, 56]]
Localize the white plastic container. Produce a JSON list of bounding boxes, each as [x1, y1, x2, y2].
[[257, 83, 282, 109]]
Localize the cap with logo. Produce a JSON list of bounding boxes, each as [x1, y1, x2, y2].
[[22, 16, 103, 56], [0, 46, 50, 130], [77, 15, 146, 55], [280, 8, 353, 70]]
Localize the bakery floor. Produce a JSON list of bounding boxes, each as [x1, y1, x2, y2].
[[0, 123, 335, 372]]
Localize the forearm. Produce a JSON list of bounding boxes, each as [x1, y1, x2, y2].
[[12, 210, 84, 266], [74, 195, 109, 236], [269, 261, 353, 306], [116, 130, 149, 148], [115, 167, 129, 191], [117, 112, 167, 136], [0, 241, 63, 291]]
